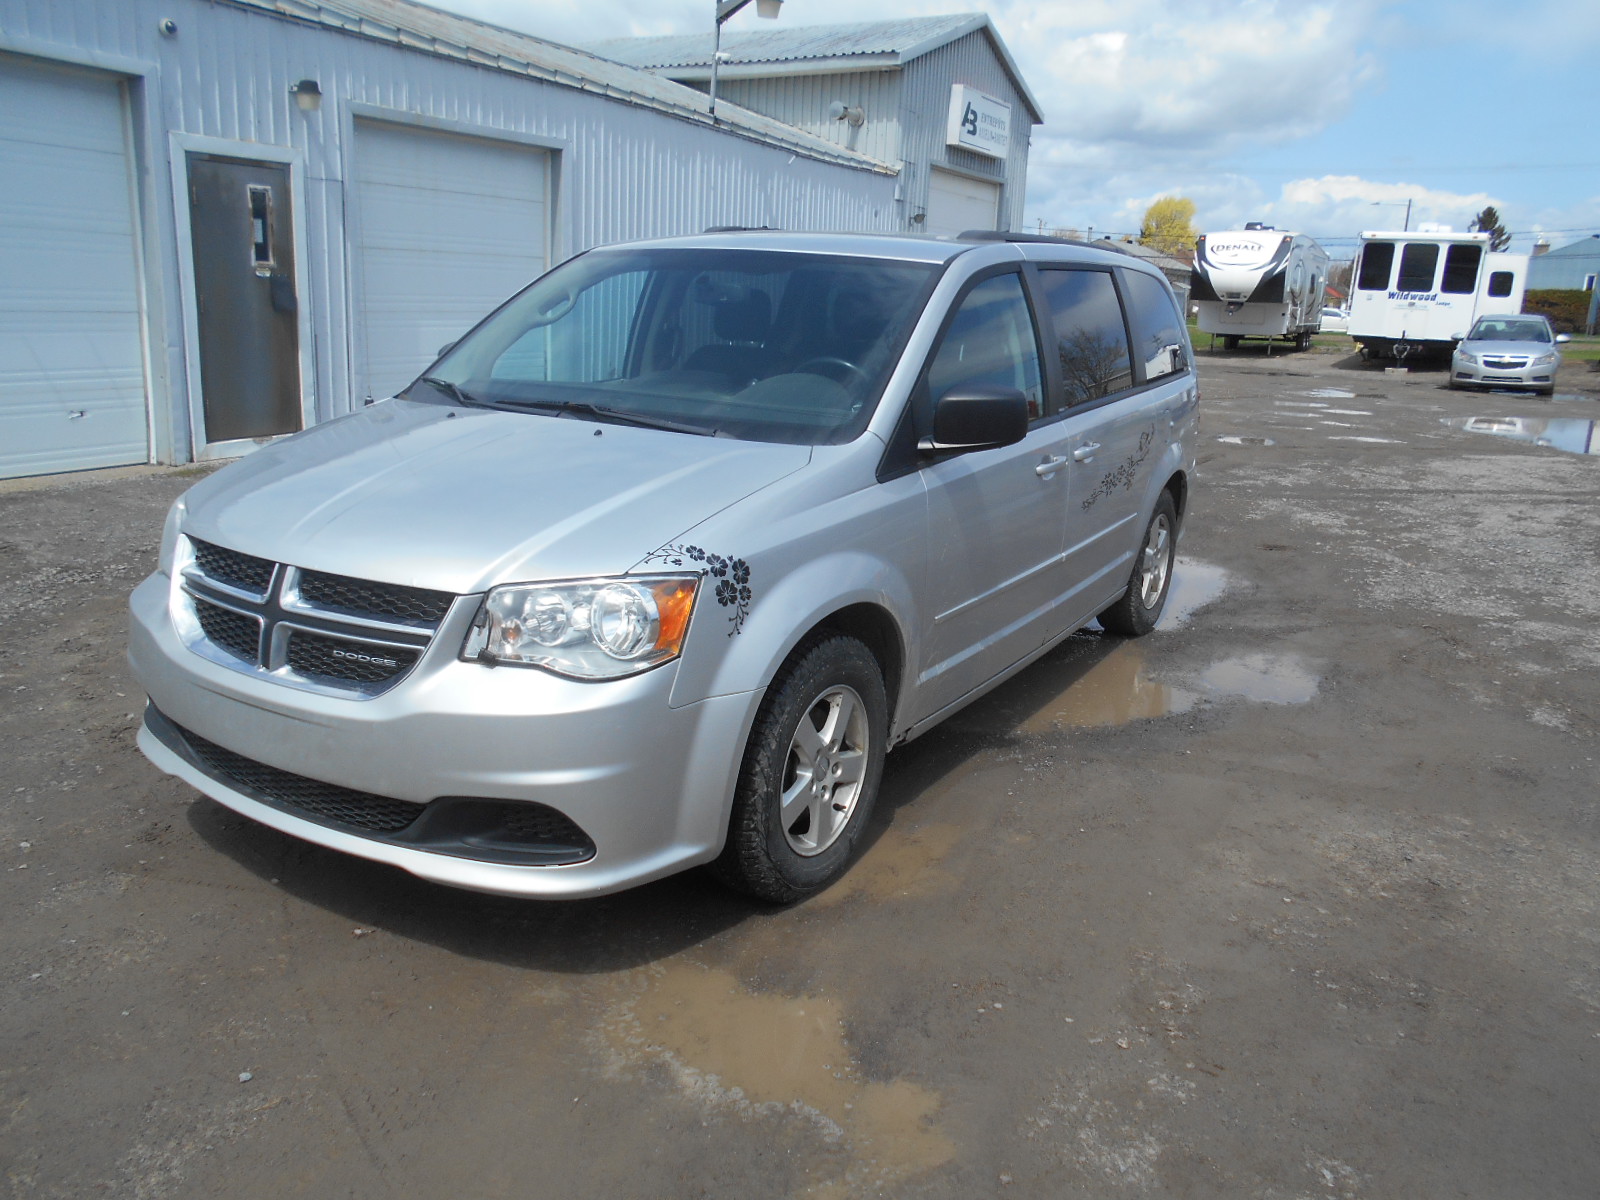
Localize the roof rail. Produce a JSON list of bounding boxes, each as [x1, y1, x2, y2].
[[956, 230, 1131, 254]]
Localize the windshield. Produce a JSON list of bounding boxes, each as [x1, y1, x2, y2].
[[412, 247, 940, 445], [1468, 318, 1551, 343]]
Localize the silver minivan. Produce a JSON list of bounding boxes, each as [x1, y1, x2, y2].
[[130, 230, 1199, 902]]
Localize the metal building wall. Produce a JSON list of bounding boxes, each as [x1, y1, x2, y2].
[[0, 0, 900, 466], [717, 69, 904, 167], [897, 31, 1033, 232]]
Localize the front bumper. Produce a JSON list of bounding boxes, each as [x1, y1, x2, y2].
[[1451, 359, 1555, 389], [129, 572, 762, 897]]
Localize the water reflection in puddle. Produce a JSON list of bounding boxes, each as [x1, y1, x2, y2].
[[1328, 435, 1403, 444], [1159, 558, 1231, 629], [1216, 435, 1276, 446], [1021, 643, 1197, 733], [1443, 416, 1600, 456], [1321, 408, 1374, 416], [1196, 654, 1319, 704], [1299, 388, 1356, 399], [611, 965, 953, 1182], [1274, 400, 1328, 409]]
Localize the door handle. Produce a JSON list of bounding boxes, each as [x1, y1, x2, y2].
[[1034, 455, 1067, 477], [1072, 442, 1100, 462]]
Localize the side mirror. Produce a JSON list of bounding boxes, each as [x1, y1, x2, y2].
[[919, 386, 1029, 454], [1450, 332, 1465, 341], [1555, 333, 1572, 344], [437, 340, 458, 358]]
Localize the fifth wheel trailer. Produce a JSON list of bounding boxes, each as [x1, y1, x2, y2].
[[1190, 225, 1330, 350], [1348, 230, 1528, 360]]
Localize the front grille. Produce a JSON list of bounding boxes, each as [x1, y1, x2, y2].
[[298, 570, 454, 626], [1482, 356, 1528, 369], [286, 630, 419, 685], [181, 537, 456, 697], [176, 722, 422, 833], [195, 599, 262, 661], [191, 539, 274, 594]]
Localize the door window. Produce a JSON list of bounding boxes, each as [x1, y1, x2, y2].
[[1120, 270, 1187, 382], [925, 273, 1046, 419], [1036, 268, 1133, 406]]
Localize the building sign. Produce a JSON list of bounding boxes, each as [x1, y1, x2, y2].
[[946, 85, 1011, 160]]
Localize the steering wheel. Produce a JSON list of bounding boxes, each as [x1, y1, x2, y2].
[[794, 357, 868, 388]]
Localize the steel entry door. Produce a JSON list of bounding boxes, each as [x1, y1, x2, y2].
[[187, 155, 301, 444]]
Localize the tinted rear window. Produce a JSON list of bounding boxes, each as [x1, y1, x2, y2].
[[1357, 242, 1394, 291], [1397, 243, 1439, 292], [1440, 244, 1482, 294], [1119, 271, 1187, 383]]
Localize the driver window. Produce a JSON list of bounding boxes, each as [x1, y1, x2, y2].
[[926, 273, 1046, 420]]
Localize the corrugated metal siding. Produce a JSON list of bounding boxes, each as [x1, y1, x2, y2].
[[0, 0, 900, 465], [718, 70, 903, 166], [900, 31, 1031, 231]]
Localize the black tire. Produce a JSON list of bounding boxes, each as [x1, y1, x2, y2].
[[1098, 492, 1179, 637], [1223, 335, 1240, 351], [712, 633, 887, 903]]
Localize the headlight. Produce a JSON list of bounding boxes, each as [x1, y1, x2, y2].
[[461, 575, 699, 679], [1455, 352, 1477, 365], [1532, 353, 1557, 366], [157, 498, 186, 577]]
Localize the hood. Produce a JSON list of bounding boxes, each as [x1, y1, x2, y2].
[[181, 400, 811, 594], [1461, 339, 1556, 357]]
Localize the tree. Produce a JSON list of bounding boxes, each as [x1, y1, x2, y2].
[[1139, 196, 1199, 257], [1470, 205, 1511, 251]]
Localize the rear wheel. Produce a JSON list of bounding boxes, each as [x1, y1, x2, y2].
[[1098, 493, 1178, 637], [712, 633, 887, 903]]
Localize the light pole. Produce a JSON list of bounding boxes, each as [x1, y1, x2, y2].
[[711, 0, 782, 119], [1371, 198, 1413, 231]]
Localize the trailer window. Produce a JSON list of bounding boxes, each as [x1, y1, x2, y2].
[[1487, 271, 1515, 298], [1357, 242, 1394, 291], [1396, 244, 1439, 292], [1440, 244, 1482, 294]]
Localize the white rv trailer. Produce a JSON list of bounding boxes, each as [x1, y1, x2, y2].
[[1191, 224, 1331, 350], [1348, 230, 1528, 360]]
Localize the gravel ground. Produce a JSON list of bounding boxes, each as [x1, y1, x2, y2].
[[2, 350, 1598, 1199]]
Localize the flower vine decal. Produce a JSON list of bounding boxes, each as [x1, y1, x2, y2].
[[1081, 425, 1157, 511], [641, 542, 753, 635]]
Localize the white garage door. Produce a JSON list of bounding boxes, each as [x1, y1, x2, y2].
[[353, 121, 549, 401], [0, 54, 147, 479], [925, 169, 1001, 238]]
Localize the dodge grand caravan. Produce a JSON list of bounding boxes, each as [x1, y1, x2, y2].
[[130, 230, 1199, 902]]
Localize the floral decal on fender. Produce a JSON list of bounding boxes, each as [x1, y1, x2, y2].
[[1081, 425, 1156, 511], [641, 543, 753, 635]]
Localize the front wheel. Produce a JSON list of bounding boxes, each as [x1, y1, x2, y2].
[[712, 633, 887, 903], [1098, 493, 1178, 637]]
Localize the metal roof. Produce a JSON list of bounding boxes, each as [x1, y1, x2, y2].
[[218, 0, 896, 174], [588, 14, 1043, 125]]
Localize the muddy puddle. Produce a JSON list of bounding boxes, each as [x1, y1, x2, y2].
[[1216, 435, 1276, 446], [1021, 643, 1197, 733], [1159, 558, 1231, 629], [1274, 400, 1328, 409], [1443, 416, 1599, 457], [1327, 435, 1403, 444], [1299, 388, 1356, 399], [1196, 653, 1319, 704], [607, 964, 953, 1188]]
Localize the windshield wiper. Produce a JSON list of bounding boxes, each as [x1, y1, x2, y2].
[[494, 398, 716, 437], [417, 376, 484, 407]]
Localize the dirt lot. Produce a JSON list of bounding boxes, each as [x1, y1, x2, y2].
[[3, 350, 1598, 1199]]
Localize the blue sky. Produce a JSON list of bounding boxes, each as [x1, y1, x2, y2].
[[435, 0, 1600, 260]]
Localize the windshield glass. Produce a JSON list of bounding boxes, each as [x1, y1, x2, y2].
[[414, 247, 939, 444], [1468, 319, 1551, 343]]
